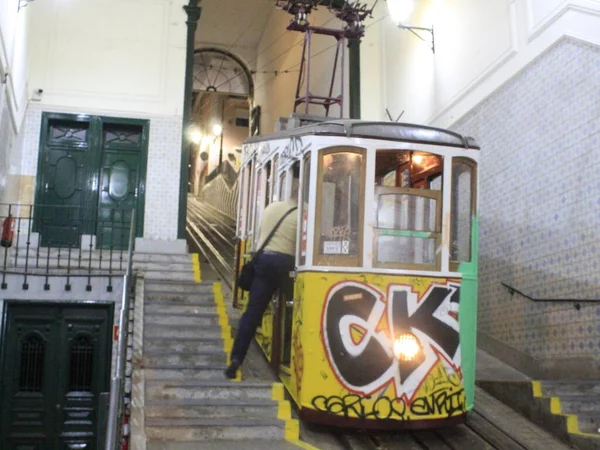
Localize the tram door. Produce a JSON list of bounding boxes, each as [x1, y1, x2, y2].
[[274, 156, 308, 375]]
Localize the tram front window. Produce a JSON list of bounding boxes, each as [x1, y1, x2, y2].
[[315, 148, 364, 266], [374, 150, 443, 269]]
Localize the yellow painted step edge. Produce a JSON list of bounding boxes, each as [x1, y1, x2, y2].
[[531, 381, 600, 439], [271, 384, 321, 450], [192, 253, 202, 283], [212, 282, 240, 381]]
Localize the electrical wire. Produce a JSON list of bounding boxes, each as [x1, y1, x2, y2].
[[252, 12, 389, 95]]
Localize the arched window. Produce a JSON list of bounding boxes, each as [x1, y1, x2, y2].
[[193, 49, 253, 96], [19, 334, 45, 392], [69, 335, 94, 392]]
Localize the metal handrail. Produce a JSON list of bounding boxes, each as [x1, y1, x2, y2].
[[501, 282, 600, 310], [105, 210, 136, 450]]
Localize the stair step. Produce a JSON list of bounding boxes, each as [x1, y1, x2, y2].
[[133, 253, 193, 263], [144, 302, 217, 314], [559, 396, 600, 414], [144, 337, 224, 353], [143, 352, 226, 367], [147, 439, 301, 450], [144, 324, 223, 339], [144, 367, 227, 380], [146, 380, 274, 401], [134, 262, 193, 271], [145, 419, 286, 441], [145, 293, 214, 304], [145, 399, 278, 419], [144, 271, 195, 281], [144, 281, 212, 293], [576, 414, 600, 434], [541, 381, 600, 397], [144, 312, 219, 326]]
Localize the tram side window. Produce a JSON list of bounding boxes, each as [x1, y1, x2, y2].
[[272, 155, 279, 201], [245, 162, 254, 237], [279, 171, 286, 201], [253, 168, 263, 247], [374, 150, 443, 269], [299, 155, 311, 265], [451, 159, 476, 263], [265, 161, 272, 207], [315, 148, 364, 266]]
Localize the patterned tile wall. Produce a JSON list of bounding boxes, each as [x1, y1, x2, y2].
[[452, 38, 600, 376], [21, 105, 183, 241]]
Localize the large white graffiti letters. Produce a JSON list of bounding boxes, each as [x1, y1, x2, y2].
[[322, 281, 461, 398]]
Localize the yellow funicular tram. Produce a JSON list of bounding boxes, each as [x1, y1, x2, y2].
[[234, 119, 479, 428]]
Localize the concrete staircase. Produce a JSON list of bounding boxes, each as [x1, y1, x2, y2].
[[133, 276, 300, 449], [478, 379, 600, 450]]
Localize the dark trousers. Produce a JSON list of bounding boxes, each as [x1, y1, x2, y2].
[[231, 251, 295, 364]]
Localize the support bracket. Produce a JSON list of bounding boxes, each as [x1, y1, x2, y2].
[[398, 25, 435, 53]]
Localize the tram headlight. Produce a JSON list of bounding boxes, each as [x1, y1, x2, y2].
[[393, 333, 421, 361]]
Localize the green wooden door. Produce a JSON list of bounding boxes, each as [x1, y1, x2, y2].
[[35, 114, 148, 250], [36, 116, 96, 248], [0, 303, 112, 450], [96, 121, 146, 250]]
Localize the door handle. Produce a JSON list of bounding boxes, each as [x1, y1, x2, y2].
[[45, 183, 49, 192], [56, 403, 61, 409], [67, 444, 87, 449]]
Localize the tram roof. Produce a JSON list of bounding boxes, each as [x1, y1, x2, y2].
[[245, 120, 479, 150]]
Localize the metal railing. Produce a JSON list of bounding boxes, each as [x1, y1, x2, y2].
[[105, 209, 136, 450], [0, 203, 134, 292], [501, 282, 600, 310]]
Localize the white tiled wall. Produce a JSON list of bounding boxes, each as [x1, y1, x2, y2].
[[21, 104, 183, 241], [452, 37, 600, 377]]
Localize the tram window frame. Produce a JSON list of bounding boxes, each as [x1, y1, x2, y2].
[[253, 167, 264, 248], [299, 153, 311, 266], [373, 187, 442, 270], [272, 155, 279, 201], [265, 160, 273, 207], [245, 159, 255, 238], [449, 157, 477, 270], [313, 147, 366, 268], [237, 164, 247, 235], [279, 171, 287, 201]]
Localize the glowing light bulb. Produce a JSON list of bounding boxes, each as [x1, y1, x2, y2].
[[387, 0, 414, 25], [213, 124, 223, 136], [393, 333, 421, 361]]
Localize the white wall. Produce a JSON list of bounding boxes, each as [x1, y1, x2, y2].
[[254, 7, 349, 133], [27, 0, 187, 117], [0, 0, 30, 204], [363, 0, 600, 127]]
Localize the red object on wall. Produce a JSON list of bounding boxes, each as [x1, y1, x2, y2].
[[113, 325, 119, 341], [1, 216, 15, 248]]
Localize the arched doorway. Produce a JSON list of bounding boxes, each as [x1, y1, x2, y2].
[[189, 49, 254, 196]]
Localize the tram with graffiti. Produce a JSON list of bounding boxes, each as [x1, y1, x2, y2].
[[234, 119, 479, 428]]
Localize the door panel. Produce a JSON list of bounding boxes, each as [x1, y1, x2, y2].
[[37, 118, 93, 248], [1, 304, 112, 450], [96, 152, 140, 250], [1, 306, 57, 449], [96, 122, 142, 250], [35, 114, 148, 251]]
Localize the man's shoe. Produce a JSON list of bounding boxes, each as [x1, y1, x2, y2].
[[225, 361, 240, 379]]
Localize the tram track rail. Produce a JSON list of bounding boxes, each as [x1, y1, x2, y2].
[[186, 196, 236, 289], [333, 387, 564, 450]]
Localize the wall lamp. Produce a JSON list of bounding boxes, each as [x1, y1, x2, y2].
[[18, 0, 35, 11], [387, 0, 435, 53]]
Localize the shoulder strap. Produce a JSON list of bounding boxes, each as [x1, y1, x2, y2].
[[255, 206, 297, 255]]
